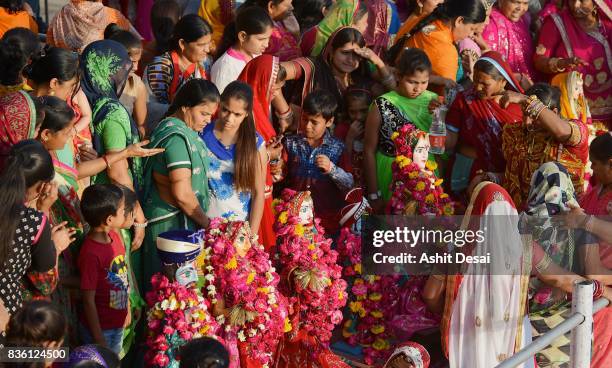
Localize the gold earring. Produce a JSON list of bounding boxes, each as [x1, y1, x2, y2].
[[49, 90, 55, 96], [418, 4, 424, 15]]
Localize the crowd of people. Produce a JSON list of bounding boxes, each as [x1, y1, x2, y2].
[[0, 0, 610, 367]]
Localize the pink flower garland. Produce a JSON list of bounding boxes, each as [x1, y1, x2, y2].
[[145, 274, 221, 367], [387, 124, 453, 216], [273, 190, 348, 345], [202, 218, 287, 367], [336, 228, 400, 365]]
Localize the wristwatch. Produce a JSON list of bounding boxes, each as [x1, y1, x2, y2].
[[368, 191, 382, 201]]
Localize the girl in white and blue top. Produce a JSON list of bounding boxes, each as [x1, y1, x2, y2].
[[200, 81, 267, 233]]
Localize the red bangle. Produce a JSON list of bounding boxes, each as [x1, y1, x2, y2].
[[593, 280, 604, 299], [102, 155, 110, 169]]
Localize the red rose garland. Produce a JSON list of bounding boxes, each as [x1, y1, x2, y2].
[[273, 189, 348, 345]]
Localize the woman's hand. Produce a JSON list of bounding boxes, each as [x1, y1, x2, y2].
[[132, 227, 145, 251], [499, 90, 528, 108], [354, 47, 385, 69], [37, 181, 59, 213], [78, 144, 98, 162], [514, 73, 534, 91], [125, 140, 165, 158], [559, 57, 588, 69], [51, 221, 77, 253], [428, 98, 444, 113], [553, 202, 588, 230]]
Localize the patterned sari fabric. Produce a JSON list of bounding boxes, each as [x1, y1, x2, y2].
[[80, 40, 142, 186], [47, 0, 133, 52], [304, 0, 361, 57], [482, 6, 538, 81], [535, 1, 612, 125], [364, 0, 400, 57], [0, 91, 36, 168], [520, 162, 582, 368], [265, 21, 301, 62], [198, 0, 236, 49], [502, 118, 589, 210], [145, 51, 207, 105]]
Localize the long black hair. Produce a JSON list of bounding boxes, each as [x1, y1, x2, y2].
[[170, 14, 213, 52], [151, 0, 182, 54], [23, 46, 80, 88], [220, 81, 259, 192], [0, 140, 54, 266], [412, 0, 487, 36], [166, 78, 221, 117], [0, 27, 40, 86], [216, 6, 273, 59]]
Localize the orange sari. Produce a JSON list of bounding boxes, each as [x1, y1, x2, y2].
[[0, 8, 38, 38]]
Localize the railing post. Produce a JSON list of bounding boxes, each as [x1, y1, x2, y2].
[[570, 280, 594, 368]]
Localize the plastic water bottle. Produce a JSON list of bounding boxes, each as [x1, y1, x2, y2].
[[429, 105, 447, 155]]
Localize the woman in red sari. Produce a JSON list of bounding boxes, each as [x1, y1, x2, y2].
[[237, 55, 287, 251], [445, 51, 523, 204]]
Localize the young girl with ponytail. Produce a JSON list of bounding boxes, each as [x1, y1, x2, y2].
[[210, 6, 274, 93]]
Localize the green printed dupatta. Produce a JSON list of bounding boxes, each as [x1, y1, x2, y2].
[[140, 116, 210, 293]]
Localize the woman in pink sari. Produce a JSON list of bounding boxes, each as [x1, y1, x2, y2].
[[567, 133, 612, 366], [482, 0, 538, 82], [534, 0, 612, 127]]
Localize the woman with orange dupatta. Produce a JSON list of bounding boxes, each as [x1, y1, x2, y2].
[[237, 54, 287, 251], [425, 181, 612, 368]]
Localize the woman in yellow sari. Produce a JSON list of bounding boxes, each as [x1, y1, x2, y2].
[[198, 0, 238, 51]]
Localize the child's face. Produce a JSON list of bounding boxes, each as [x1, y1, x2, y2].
[[301, 113, 333, 141], [397, 70, 430, 99], [129, 48, 143, 72], [347, 96, 370, 123], [108, 199, 130, 229]]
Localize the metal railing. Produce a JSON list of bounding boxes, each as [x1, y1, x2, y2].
[[495, 280, 611, 368]]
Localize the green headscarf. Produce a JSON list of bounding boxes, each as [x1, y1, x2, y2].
[[311, 0, 361, 56]]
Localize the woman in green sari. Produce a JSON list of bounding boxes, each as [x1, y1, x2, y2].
[[141, 78, 220, 292], [364, 48, 438, 213]]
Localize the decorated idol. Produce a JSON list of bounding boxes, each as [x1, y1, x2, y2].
[[201, 218, 287, 368], [145, 230, 220, 368], [274, 189, 349, 367], [387, 124, 453, 216]]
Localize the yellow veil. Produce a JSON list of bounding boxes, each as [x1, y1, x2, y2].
[[551, 71, 591, 124]]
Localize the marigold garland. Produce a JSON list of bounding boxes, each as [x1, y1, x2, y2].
[[387, 124, 453, 216]]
